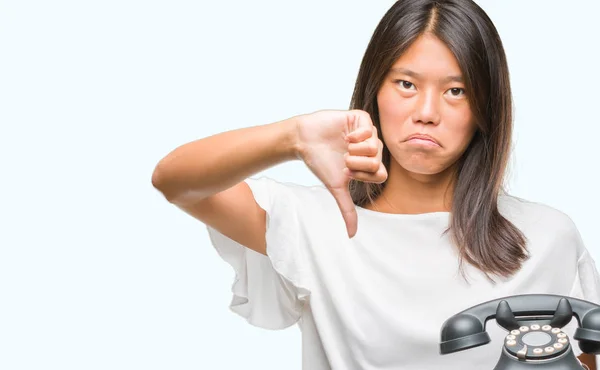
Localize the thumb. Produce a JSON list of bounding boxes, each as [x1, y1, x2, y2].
[[329, 183, 358, 238]]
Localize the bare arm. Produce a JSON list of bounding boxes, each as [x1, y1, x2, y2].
[[151, 118, 301, 255], [151, 118, 300, 204], [152, 109, 384, 252]]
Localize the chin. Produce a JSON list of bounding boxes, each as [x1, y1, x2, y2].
[[391, 147, 459, 177], [401, 165, 445, 176], [395, 158, 453, 176]]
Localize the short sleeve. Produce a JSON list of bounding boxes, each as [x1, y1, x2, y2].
[[565, 244, 600, 359], [206, 176, 311, 330], [574, 250, 600, 304]]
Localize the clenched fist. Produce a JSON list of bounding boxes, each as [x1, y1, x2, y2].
[[295, 109, 388, 238]]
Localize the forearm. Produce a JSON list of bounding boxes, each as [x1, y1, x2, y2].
[[151, 117, 301, 204]]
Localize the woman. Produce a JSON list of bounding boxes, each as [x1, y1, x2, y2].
[[151, 0, 600, 368]]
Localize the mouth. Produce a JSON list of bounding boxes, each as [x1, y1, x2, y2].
[[405, 134, 441, 147]]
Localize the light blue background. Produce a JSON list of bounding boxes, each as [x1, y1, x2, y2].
[[1, 1, 598, 369]]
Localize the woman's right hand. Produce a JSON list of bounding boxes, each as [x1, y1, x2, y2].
[[295, 109, 388, 238]]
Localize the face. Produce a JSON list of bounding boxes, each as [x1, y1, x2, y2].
[[377, 33, 477, 177]]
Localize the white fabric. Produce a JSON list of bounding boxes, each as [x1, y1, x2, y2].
[[206, 176, 600, 370]]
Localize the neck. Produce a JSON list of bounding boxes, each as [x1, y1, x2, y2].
[[369, 160, 457, 214]]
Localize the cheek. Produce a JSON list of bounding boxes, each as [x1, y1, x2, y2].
[[378, 90, 408, 119], [447, 110, 477, 150], [377, 90, 410, 139]]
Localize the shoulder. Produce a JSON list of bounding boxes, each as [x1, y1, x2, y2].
[[247, 175, 331, 200], [498, 193, 585, 256], [498, 193, 573, 226], [246, 176, 337, 214], [246, 176, 349, 240]]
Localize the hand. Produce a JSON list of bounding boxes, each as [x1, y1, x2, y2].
[[295, 109, 388, 237]]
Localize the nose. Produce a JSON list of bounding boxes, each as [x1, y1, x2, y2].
[[412, 90, 441, 125]]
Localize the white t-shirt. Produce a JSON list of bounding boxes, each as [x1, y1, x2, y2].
[[206, 176, 600, 370]]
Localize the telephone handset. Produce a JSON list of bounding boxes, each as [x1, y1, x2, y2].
[[439, 294, 600, 369]]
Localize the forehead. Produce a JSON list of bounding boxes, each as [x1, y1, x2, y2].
[[390, 34, 462, 76]]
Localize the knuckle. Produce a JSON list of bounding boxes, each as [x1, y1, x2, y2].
[[370, 159, 380, 172], [358, 110, 371, 121], [356, 172, 371, 181], [352, 109, 367, 118]]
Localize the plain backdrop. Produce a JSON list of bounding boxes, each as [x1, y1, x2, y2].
[[1, 0, 599, 369]]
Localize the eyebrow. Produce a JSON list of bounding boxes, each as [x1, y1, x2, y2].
[[389, 67, 464, 84]]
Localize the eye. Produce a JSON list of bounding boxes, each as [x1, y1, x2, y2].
[[447, 87, 465, 97], [395, 80, 415, 90]]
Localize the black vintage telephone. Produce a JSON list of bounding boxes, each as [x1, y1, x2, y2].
[[439, 294, 600, 369]]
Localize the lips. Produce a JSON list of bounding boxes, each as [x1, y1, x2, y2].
[[405, 133, 440, 146]]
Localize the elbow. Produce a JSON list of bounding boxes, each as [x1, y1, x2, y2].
[[151, 164, 206, 205], [151, 163, 174, 201], [151, 165, 164, 190]]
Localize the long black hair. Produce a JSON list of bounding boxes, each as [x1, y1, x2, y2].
[[349, 0, 528, 280]]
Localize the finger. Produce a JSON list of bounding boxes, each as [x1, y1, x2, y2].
[[345, 154, 381, 173], [346, 113, 374, 143], [350, 110, 374, 131], [344, 166, 388, 184], [371, 125, 379, 137], [346, 127, 372, 143], [328, 184, 358, 238], [347, 140, 379, 157]]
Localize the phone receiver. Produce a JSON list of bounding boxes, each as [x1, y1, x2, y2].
[[440, 294, 600, 369]]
